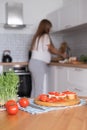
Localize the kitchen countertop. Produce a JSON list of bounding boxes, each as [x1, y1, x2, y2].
[[0, 103, 87, 130], [0, 61, 87, 69], [0, 62, 28, 66], [49, 62, 87, 69]]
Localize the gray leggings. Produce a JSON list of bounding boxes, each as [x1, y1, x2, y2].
[[29, 59, 48, 98]]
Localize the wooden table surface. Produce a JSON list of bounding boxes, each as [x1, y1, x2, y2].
[[0, 105, 87, 130]]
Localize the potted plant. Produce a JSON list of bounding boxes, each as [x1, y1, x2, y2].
[[0, 70, 19, 106]]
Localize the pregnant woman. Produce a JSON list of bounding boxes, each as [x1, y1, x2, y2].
[[29, 19, 66, 98]]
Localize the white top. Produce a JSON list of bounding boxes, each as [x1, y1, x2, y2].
[[31, 34, 51, 63]]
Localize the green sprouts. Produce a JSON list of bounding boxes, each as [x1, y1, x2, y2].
[[0, 70, 19, 105]]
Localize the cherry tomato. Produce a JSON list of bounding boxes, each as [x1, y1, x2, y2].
[[48, 91, 59, 96], [47, 97, 58, 103], [6, 104, 18, 115], [5, 100, 17, 109], [19, 97, 29, 108], [39, 94, 48, 102], [57, 98, 65, 102], [63, 91, 76, 95], [51, 97, 58, 102]]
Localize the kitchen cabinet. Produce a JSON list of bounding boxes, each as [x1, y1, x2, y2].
[[67, 67, 87, 96], [47, 65, 87, 97], [55, 66, 68, 92], [46, 0, 79, 32], [46, 0, 87, 32], [47, 66, 68, 92], [46, 10, 59, 32], [47, 66, 58, 92], [78, 0, 87, 25], [58, 0, 79, 31]]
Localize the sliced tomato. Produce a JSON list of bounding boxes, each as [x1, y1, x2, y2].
[[63, 91, 76, 95], [47, 97, 58, 103], [38, 94, 48, 102], [47, 98, 53, 103], [57, 98, 66, 102], [48, 91, 59, 96]]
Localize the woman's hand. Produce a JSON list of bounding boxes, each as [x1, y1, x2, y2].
[[61, 52, 67, 59], [48, 44, 59, 55], [47, 43, 68, 59]]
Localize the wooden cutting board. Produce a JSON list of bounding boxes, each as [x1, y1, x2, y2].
[[34, 98, 80, 107]]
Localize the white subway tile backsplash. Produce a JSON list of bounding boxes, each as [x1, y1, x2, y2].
[[50, 28, 87, 59], [0, 34, 33, 62], [1, 27, 87, 63], [61, 29, 87, 58]]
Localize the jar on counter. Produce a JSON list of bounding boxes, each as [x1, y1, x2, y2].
[[59, 42, 72, 59]]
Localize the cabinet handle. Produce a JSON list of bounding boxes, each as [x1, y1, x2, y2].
[[74, 68, 83, 71], [58, 66, 64, 69], [64, 25, 72, 29]]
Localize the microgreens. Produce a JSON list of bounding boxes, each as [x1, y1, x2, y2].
[[0, 70, 19, 105]]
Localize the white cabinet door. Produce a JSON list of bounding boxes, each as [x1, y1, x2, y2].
[[46, 0, 79, 32], [47, 66, 58, 92], [46, 10, 59, 32], [47, 66, 87, 96], [55, 66, 68, 92], [67, 67, 87, 96], [58, 1, 78, 31], [46, 0, 87, 32], [78, 0, 87, 25], [47, 66, 68, 92]]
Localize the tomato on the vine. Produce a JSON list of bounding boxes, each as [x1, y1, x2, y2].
[[19, 97, 29, 108]]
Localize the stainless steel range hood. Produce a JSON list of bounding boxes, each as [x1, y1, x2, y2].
[[4, 2, 26, 29]]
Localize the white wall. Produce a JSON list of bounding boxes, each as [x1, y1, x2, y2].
[[23, 0, 63, 24], [0, 0, 64, 34], [62, 29, 87, 58], [53, 27, 87, 59], [0, 0, 63, 24]]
